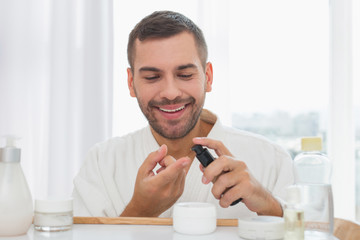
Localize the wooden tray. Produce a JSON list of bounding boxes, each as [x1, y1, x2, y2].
[[74, 217, 238, 226]]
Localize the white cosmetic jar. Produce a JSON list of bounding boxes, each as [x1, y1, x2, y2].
[[238, 216, 284, 240], [34, 199, 73, 232], [173, 202, 216, 235]]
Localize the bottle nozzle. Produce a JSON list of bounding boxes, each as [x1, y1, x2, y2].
[[191, 145, 204, 155], [0, 135, 21, 163], [2, 135, 20, 148]]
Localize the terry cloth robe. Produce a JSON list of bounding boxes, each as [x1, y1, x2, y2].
[[73, 109, 294, 218]]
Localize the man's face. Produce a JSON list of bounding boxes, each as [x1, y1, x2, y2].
[[127, 32, 213, 139]]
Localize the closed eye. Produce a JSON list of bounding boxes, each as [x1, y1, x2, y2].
[[178, 74, 193, 79], [145, 75, 160, 80]]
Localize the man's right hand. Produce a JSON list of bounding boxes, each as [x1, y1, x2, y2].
[[120, 144, 190, 217]]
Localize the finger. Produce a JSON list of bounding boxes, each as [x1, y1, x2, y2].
[[141, 144, 167, 175], [192, 137, 233, 157], [172, 167, 187, 197], [157, 155, 176, 174], [211, 170, 239, 199], [202, 155, 238, 183], [156, 166, 166, 174], [219, 184, 243, 208], [155, 156, 190, 186], [158, 155, 176, 168], [199, 164, 205, 173]]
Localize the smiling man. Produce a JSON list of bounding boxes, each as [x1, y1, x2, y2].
[[73, 11, 294, 218]]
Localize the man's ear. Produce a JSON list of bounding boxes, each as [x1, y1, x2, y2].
[[205, 62, 213, 92], [127, 68, 136, 97]]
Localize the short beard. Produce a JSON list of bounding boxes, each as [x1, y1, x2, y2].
[[136, 95, 204, 140]]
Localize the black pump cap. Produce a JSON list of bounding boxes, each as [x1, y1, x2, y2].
[[191, 144, 204, 155], [191, 144, 214, 167]]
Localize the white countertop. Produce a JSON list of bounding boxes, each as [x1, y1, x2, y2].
[[0, 224, 339, 240], [0, 224, 240, 240]]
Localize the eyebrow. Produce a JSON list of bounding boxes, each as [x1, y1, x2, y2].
[[177, 64, 197, 70], [139, 67, 161, 72], [138, 63, 197, 73]]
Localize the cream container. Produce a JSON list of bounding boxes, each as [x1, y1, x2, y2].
[[238, 216, 285, 240], [34, 199, 73, 232], [173, 202, 216, 235]]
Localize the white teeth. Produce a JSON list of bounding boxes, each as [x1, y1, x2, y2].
[[159, 105, 185, 113]]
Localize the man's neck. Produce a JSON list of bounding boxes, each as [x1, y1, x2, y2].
[[150, 119, 213, 160]]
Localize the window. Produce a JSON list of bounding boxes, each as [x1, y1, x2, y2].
[[226, 1, 329, 159]]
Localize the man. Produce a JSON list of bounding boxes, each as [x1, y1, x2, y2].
[[73, 10, 294, 218]]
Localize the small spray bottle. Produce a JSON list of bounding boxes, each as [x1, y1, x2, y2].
[[191, 145, 242, 206], [0, 136, 33, 236]]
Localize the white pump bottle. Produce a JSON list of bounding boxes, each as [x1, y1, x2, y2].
[[0, 136, 33, 236]]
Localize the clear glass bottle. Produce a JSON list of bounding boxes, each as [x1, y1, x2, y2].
[[0, 136, 33, 236], [293, 137, 334, 239], [294, 137, 331, 184], [284, 186, 304, 240]]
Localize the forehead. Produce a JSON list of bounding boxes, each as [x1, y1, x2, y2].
[[133, 32, 202, 71]]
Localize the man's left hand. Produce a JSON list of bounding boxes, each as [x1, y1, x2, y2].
[[192, 137, 283, 217]]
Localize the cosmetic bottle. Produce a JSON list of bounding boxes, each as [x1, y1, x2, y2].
[[284, 186, 304, 240], [34, 199, 73, 232], [293, 137, 334, 239], [0, 136, 33, 236]]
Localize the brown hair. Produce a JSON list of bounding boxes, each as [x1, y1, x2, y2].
[[127, 11, 208, 71]]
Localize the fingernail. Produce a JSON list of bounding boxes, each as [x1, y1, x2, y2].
[[182, 157, 190, 167], [202, 175, 208, 184], [157, 144, 165, 152], [194, 137, 205, 140]]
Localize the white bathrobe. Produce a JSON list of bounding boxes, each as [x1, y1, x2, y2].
[[73, 110, 294, 218]]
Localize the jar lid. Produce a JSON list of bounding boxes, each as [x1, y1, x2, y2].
[[173, 202, 216, 235], [238, 216, 284, 240], [35, 199, 73, 213], [173, 202, 216, 219]]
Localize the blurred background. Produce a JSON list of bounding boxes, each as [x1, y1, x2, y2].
[[0, 0, 359, 221]]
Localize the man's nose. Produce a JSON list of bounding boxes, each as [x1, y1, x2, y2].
[[158, 77, 182, 100]]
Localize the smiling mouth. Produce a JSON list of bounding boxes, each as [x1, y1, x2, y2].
[[159, 105, 185, 113]]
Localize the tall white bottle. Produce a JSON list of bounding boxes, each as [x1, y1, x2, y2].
[[0, 136, 33, 236], [293, 137, 334, 239]]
